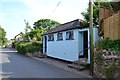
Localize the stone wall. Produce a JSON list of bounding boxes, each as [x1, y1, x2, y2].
[[94, 49, 120, 79]]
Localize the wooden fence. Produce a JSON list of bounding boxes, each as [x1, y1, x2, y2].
[[104, 11, 120, 40]]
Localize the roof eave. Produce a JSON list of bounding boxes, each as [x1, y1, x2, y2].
[[42, 26, 88, 36]]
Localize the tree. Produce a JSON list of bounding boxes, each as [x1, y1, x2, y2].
[[27, 29, 43, 42], [30, 19, 60, 42], [110, 1, 120, 12], [23, 20, 33, 42], [0, 26, 7, 46], [23, 19, 60, 42], [81, 2, 111, 26], [33, 19, 60, 31], [24, 20, 32, 33]]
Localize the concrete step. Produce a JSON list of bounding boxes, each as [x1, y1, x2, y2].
[[73, 58, 88, 66], [68, 58, 88, 70], [68, 64, 85, 70], [73, 61, 88, 66], [38, 54, 47, 58]]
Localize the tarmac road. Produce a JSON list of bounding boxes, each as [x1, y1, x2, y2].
[[0, 48, 90, 78]]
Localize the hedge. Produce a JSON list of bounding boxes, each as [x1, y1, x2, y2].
[[16, 41, 42, 54]]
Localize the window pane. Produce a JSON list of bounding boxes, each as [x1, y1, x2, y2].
[[57, 32, 63, 40], [48, 34, 54, 41], [66, 31, 74, 40], [66, 32, 69, 40]]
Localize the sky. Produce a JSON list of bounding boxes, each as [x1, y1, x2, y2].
[[0, 0, 89, 40]]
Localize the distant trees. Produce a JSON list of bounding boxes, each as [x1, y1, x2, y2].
[[81, 2, 110, 26], [23, 19, 60, 43], [0, 26, 7, 46], [16, 19, 60, 54], [33, 19, 60, 31]]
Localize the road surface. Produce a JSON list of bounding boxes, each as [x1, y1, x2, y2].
[[0, 48, 90, 78]]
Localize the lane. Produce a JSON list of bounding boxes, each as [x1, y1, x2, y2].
[[1, 48, 89, 78]]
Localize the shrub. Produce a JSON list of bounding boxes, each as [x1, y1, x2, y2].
[[16, 41, 43, 54], [16, 42, 27, 54], [105, 63, 117, 79], [96, 38, 120, 51]]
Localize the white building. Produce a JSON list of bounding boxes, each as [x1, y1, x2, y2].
[[42, 19, 99, 64], [14, 32, 24, 43]]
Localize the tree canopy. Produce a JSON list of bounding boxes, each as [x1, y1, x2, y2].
[[110, 1, 120, 11], [33, 19, 60, 31], [24, 20, 32, 33], [0, 26, 7, 46], [23, 19, 60, 42], [81, 1, 120, 26]]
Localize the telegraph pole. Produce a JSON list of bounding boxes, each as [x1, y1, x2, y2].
[[89, 0, 94, 75]]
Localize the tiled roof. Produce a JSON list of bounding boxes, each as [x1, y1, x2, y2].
[[43, 19, 87, 35]]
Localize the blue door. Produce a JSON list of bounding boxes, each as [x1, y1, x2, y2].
[[44, 36, 47, 53], [83, 31, 88, 58]]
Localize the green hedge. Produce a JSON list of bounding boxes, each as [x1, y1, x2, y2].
[[96, 38, 120, 51], [16, 41, 42, 54], [16, 42, 27, 54]]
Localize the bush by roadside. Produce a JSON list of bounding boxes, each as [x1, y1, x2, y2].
[[16, 41, 42, 55], [94, 38, 120, 79], [96, 38, 120, 51]]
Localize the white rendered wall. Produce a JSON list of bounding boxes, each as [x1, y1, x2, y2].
[[43, 27, 99, 63], [47, 29, 79, 61]]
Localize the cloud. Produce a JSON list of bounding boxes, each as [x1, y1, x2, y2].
[[21, 0, 88, 23], [0, 0, 88, 39], [0, 13, 5, 25], [0, 0, 21, 2], [21, 0, 58, 18]]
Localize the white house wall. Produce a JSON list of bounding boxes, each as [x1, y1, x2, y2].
[[93, 27, 99, 45], [43, 27, 99, 63], [46, 29, 79, 61], [78, 32, 84, 56], [43, 36, 46, 54]]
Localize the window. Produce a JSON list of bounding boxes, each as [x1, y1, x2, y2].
[[57, 32, 63, 41], [48, 34, 54, 41], [66, 31, 74, 40]]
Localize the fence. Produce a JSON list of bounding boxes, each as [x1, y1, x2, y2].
[[104, 11, 120, 40]]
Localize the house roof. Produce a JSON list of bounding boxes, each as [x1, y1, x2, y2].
[[42, 19, 87, 35], [14, 32, 24, 39]]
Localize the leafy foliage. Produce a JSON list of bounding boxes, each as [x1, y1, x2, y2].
[[23, 19, 60, 42], [81, 1, 119, 26], [0, 26, 7, 46], [16, 41, 42, 54], [16, 19, 60, 54], [96, 38, 120, 51], [24, 20, 32, 33], [33, 19, 60, 31], [27, 29, 43, 42], [105, 63, 117, 79], [110, 1, 120, 12], [16, 42, 27, 54]]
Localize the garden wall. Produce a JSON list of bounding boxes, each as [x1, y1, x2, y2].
[[94, 49, 120, 79]]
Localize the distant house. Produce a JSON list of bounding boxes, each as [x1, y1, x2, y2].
[[14, 32, 24, 43], [42, 19, 99, 64]]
